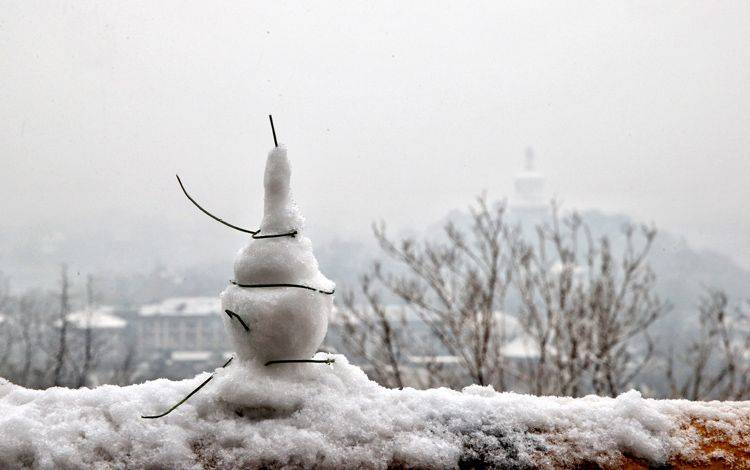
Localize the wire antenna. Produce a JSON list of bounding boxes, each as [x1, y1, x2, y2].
[[175, 175, 257, 234], [269, 115, 278, 147]]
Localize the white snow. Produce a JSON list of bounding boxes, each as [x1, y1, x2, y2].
[[139, 297, 220, 317], [170, 351, 214, 362], [1, 354, 748, 469], [501, 334, 540, 359], [64, 307, 127, 330], [223, 145, 334, 365]]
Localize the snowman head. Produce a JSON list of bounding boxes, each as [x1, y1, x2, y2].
[[231, 146, 326, 288], [258, 146, 305, 236]]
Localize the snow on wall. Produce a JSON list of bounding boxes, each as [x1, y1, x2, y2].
[[1, 354, 748, 469]]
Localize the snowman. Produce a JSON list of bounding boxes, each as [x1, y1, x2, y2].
[[221, 143, 335, 366], [143, 118, 334, 419]]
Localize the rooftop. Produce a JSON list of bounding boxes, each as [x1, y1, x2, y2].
[[64, 306, 127, 330], [139, 297, 220, 317]]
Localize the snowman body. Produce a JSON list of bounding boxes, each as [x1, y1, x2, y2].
[[220, 146, 334, 365], [221, 285, 331, 364]]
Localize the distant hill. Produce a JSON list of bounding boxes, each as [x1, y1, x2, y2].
[[1, 205, 747, 327], [416, 204, 750, 342]]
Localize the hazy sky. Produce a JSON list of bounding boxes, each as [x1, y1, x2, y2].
[[2, 1, 750, 267]]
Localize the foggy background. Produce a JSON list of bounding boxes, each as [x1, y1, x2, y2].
[[2, 1, 749, 288], [1, 1, 749, 395]]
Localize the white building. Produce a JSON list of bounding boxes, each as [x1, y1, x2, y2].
[[512, 147, 547, 210], [136, 297, 227, 353]]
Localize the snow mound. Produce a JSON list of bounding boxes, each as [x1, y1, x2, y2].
[[1, 356, 748, 469]]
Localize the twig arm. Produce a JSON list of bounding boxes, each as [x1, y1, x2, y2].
[[175, 175, 257, 234], [141, 357, 234, 419], [265, 358, 335, 367], [225, 310, 250, 332]]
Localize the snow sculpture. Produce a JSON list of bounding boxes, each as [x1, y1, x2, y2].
[[143, 116, 334, 419], [221, 144, 335, 364]]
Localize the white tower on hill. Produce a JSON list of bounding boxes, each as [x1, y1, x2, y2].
[[513, 147, 546, 210]]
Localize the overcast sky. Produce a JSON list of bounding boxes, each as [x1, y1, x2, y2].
[[2, 1, 749, 268]]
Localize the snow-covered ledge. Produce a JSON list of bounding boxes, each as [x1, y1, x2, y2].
[[1, 355, 748, 469]]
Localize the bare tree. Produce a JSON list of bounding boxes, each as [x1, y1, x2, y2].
[[16, 293, 40, 386], [667, 289, 750, 400], [509, 204, 666, 397], [339, 197, 667, 397], [52, 264, 70, 387], [0, 286, 58, 388], [0, 320, 13, 375], [0, 273, 13, 373], [341, 196, 514, 389], [2, 272, 130, 389], [110, 341, 138, 386], [340, 275, 407, 388], [4, 289, 55, 387], [74, 274, 96, 388]]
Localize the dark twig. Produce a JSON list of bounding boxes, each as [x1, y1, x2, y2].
[[142, 357, 233, 419], [269, 115, 278, 147], [265, 358, 335, 366], [230, 280, 335, 295], [176, 176, 298, 239], [252, 229, 298, 239], [175, 175, 257, 234], [225, 310, 250, 332]]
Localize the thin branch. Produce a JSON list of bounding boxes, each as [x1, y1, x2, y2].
[[265, 358, 334, 366], [225, 310, 250, 332], [175, 174, 257, 234], [142, 357, 233, 419], [230, 280, 334, 295]]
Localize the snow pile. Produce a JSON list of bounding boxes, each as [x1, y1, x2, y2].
[[1, 355, 749, 469], [221, 145, 334, 365]]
